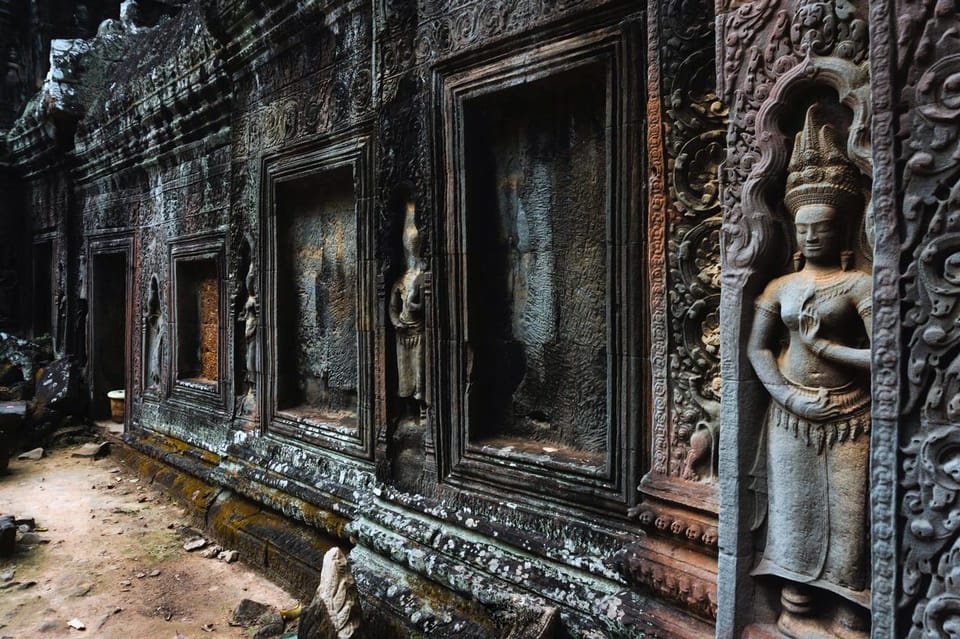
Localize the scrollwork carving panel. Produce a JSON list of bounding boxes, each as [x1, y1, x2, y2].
[[894, 2, 960, 636], [641, 0, 726, 502]]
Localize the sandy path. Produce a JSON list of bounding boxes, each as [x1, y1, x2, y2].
[[0, 445, 298, 638]]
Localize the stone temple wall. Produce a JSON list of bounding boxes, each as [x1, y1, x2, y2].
[[0, 0, 951, 637]]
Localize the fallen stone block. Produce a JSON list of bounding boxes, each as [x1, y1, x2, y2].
[[71, 441, 109, 458], [503, 603, 559, 639], [218, 549, 238, 563], [183, 537, 207, 551], [0, 401, 27, 471], [254, 611, 285, 638], [231, 599, 272, 627], [0, 514, 16, 556], [18, 531, 47, 545], [199, 544, 223, 559], [298, 547, 363, 639], [17, 447, 43, 460], [32, 357, 84, 423]]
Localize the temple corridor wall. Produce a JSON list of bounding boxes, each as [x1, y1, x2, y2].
[[3, 0, 953, 637]]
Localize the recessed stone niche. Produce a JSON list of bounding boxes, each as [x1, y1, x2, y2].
[[175, 258, 219, 385], [436, 25, 637, 511], [462, 63, 608, 465], [261, 138, 374, 458], [275, 166, 358, 431]]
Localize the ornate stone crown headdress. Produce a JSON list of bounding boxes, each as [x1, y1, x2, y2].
[[783, 105, 861, 214]]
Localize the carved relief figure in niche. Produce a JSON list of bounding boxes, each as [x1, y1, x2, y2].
[[241, 261, 259, 400], [747, 105, 871, 638], [233, 239, 258, 418], [389, 199, 426, 423], [144, 276, 163, 391]]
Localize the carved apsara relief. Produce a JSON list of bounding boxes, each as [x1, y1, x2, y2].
[[233, 237, 258, 418], [720, 0, 869, 277], [748, 105, 872, 637], [388, 199, 426, 425], [716, 0, 877, 634], [143, 274, 164, 394]]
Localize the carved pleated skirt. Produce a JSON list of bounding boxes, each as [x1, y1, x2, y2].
[[751, 384, 871, 609]]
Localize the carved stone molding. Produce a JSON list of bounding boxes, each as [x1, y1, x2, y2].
[[612, 540, 718, 620], [630, 502, 719, 553], [71, 4, 231, 180]]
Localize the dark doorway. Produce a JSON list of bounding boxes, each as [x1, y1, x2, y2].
[[32, 240, 53, 340], [90, 252, 128, 420]]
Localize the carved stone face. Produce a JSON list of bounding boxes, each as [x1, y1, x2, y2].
[[794, 203, 842, 263]]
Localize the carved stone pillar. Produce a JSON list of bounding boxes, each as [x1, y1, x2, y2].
[[617, 0, 725, 624]]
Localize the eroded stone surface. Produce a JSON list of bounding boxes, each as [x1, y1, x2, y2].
[[0, 0, 921, 636]]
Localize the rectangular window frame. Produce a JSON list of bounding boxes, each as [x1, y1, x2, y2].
[[259, 133, 375, 461], [431, 24, 642, 515], [168, 232, 228, 415]]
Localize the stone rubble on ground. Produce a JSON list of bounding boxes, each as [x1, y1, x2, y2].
[[1, 448, 297, 637], [230, 598, 273, 627], [183, 537, 207, 551], [199, 544, 222, 558]]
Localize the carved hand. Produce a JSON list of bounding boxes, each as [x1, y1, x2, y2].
[[785, 387, 843, 421], [798, 295, 821, 347]]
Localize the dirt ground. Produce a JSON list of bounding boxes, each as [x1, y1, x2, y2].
[[0, 444, 299, 639]]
